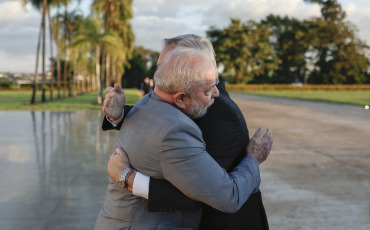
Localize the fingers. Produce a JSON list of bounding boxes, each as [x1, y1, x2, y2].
[[114, 83, 124, 94], [115, 147, 127, 157], [102, 106, 111, 116], [251, 128, 264, 142], [103, 96, 110, 106], [106, 86, 114, 94], [107, 91, 116, 98], [261, 128, 273, 144]]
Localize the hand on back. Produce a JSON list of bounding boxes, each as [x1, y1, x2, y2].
[[102, 83, 125, 121], [247, 128, 274, 164]]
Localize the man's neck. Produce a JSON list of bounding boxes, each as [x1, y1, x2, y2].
[[154, 88, 175, 104]]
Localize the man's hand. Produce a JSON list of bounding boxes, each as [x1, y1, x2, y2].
[[102, 83, 125, 121], [247, 128, 274, 164], [107, 147, 136, 191], [108, 147, 130, 182]]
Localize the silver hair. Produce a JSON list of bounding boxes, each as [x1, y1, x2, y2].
[[163, 34, 217, 67], [154, 47, 217, 96]]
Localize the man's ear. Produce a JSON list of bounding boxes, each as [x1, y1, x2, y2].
[[172, 92, 189, 109]]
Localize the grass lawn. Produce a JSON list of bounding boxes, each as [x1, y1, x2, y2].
[[230, 90, 370, 106], [0, 89, 142, 111]]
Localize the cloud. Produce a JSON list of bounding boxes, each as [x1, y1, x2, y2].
[[201, 0, 322, 28], [132, 15, 205, 51], [0, 1, 34, 28], [343, 1, 370, 44], [133, 1, 181, 18], [0, 50, 37, 73], [0, 1, 44, 72]]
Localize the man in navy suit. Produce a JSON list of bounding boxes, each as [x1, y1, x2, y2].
[[102, 34, 271, 230]]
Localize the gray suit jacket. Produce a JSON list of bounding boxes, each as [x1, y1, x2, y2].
[[95, 93, 261, 230]]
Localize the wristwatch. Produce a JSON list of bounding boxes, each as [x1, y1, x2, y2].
[[118, 167, 132, 187]]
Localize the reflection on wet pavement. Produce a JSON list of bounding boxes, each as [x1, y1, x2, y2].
[[0, 111, 118, 230]]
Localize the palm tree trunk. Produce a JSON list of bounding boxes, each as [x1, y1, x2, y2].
[[96, 45, 102, 104], [41, 0, 47, 102], [48, 9, 54, 101], [73, 54, 77, 96], [56, 12, 61, 99], [106, 54, 110, 87], [67, 60, 72, 97], [100, 50, 106, 99], [63, 6, 68, 98], [90, 74, 94, 92], [112, 59, 116, 85], [81, 73, 85, 93], [30, 13, 44, 104], [63, 52, 68, 97]]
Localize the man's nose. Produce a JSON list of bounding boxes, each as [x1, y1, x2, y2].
[[212, 87, 219, 98]]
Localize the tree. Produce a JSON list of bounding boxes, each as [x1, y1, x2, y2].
[[262, 15, 313, 83], [305, 0, 370, 83], [207, 19, 280, 83], [91, 0, 135, 87], [51, 0, 73, 98], [22, 0, 48, 103], [23, 0, 73, 102], [122, 46, 159, 88], [122, 53, 147, 88], [71, 17, 119, 104]]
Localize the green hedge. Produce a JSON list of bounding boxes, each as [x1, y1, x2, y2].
[[226, 84, 370, 91]]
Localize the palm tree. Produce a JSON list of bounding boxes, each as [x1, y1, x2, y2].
[[23, 0, 71, 102], [22, 0, 47, 103], [48, 0, 73, 100], [52, 9, 63, 98], [30, 13, 43, 104], [71, 17, 119, 104], [91, 0, 134, 86], [47, 10, 55, 100]]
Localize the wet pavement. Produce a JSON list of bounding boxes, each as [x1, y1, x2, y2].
[[0, 111, 117, 230], [0, 94, 369, 230]]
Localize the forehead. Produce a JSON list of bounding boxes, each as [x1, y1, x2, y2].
[[197, 71, 218, 90]]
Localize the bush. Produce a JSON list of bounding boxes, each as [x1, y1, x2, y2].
[[226, 84, 370, 91], [0, 81, 14, 89]]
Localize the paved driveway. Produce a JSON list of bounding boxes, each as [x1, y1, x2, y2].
[[230, 93, 370, 230]]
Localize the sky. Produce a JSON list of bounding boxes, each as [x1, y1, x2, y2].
[[0, 0, 369, 73]]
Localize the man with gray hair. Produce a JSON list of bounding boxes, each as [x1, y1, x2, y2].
[[101, 34, 271, 229], [95, 43, 272, 229]]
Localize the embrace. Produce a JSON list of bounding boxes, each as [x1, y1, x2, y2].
[[95, 34, 274, 230]]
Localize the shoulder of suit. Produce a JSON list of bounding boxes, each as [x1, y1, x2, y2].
[[135, 93, 201, 131]]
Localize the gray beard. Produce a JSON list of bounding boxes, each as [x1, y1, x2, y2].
[[189, 98, 215, 119]]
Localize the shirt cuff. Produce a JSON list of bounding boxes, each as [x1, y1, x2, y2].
[[132, 171, 150, 199], [106, 108, 125, 127]]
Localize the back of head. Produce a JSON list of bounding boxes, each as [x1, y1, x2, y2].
[[154, 47, 217, 96], [163, 34, 216, 67]]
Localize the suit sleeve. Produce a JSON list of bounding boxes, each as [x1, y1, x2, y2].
[[101, 105, 134, 131], [159, 124, 260, 213], [147, 97, 248, 212]]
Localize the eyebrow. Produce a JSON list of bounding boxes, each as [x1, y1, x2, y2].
[[207, 83, 216, 91]]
